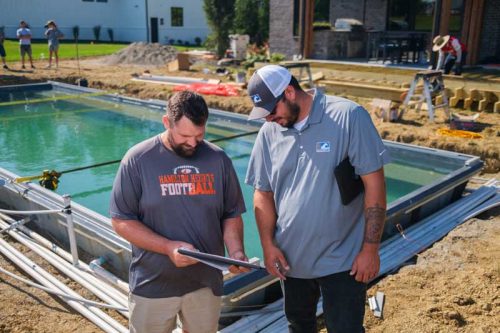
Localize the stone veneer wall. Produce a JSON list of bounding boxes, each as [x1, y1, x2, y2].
[[269, 0, 301, 59], [269, 0, 390, 59]]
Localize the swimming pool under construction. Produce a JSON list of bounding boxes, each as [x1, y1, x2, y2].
[[0, 82, 493, 332]]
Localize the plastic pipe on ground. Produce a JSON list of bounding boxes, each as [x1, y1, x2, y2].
[[0, 238, 127, 333], [0, 213, 129, 308], [0, 265, 127, 311], [0, 218, 129, 315]]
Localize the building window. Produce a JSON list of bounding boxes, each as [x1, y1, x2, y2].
[[96, 0, 108, 2], [314, 0, 330, 23], [82, 0, 94, 2], [449, 0, 464, 32], [171, 7, 183, 27], [387, 0, 436, 31]]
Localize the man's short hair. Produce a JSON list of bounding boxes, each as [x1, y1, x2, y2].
[[167, 91, 209, 127]]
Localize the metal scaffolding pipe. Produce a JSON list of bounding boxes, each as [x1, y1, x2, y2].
[[0, 238, 127, 333], [0, 217, 129, 315], [63, 195, 79, 266], [89, 257, 129, 293], [0, 266, 127, 311]]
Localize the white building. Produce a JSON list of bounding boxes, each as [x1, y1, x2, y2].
[[0, 0, 209, 44]]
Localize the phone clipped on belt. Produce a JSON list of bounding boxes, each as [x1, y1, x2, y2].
[[334, 157, 364, 205]]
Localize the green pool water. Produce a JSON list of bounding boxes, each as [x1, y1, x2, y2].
[[0, 89, 450, 259]]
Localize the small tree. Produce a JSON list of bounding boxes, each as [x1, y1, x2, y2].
[[234, 0, 259, 38], [203, 0, 236, 57], [107, 28, 114, 42], [194, 37, 202, 46], [257, 0, 269, 43], [93, 25, 101, 42]]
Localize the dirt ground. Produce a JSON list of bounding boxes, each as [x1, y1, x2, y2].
[[0, 57, 499, 332]]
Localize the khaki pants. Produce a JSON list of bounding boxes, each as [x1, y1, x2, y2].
[[129, 287, 221, 333]]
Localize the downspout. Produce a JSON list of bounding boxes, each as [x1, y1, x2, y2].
[[300, 0, 306, 58], [145, 0, 150, 42], [430, 0, 443, 66]]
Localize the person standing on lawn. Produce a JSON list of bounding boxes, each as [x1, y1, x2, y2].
[[16, 20, 34, 69], [0, 27, 8, 70], [44, 20, 63, 69]]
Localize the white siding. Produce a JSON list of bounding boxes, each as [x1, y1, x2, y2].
[[0, 0, 209, 43], [147, 0, 209, 44]]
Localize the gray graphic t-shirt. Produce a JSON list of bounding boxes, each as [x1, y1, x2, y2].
[[45, 28, 63, 46], [110, 135, 246, 298]]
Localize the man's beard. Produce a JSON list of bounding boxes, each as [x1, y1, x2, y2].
[[167, 132, 199, 158], [282, 97, 301, 128]]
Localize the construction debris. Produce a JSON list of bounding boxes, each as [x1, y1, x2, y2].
[[368, 291, 385, 318], [105, 42, 178, 66]]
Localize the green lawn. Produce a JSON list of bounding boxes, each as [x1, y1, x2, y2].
[[2, 40, 205, 63], [2, 40, 128, 62]]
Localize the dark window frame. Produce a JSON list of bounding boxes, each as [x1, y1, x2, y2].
[[171, 7, 184, 27], [386, 0, 435, 31]]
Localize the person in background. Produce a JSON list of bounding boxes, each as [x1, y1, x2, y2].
[[433, 35, 467, 75], [110, 91, 249, 333], [0, 27, 8, 70], [245, 65, 390, 333], [44, 20, 63, 69], [16, 20, 34, 69]]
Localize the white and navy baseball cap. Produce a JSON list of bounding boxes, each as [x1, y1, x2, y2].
[[247, 65, 292, 120]]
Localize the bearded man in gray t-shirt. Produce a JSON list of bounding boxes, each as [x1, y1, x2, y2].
[[110, 91, 249, 333]]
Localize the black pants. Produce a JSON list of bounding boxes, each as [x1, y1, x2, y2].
[[284, 271, 366, 333]]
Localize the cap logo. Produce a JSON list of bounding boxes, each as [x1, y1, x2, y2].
[[251, 94, 262, 104]]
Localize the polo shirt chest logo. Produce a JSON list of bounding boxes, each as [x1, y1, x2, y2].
[[316, 141, 331, 153]]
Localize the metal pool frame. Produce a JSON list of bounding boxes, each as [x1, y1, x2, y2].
[[0, 82, 484, 308]]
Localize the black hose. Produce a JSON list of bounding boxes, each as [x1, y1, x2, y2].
[[59, 129, 260, 175]]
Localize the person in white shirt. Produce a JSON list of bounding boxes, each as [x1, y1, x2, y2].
[[433, 35, 467, 75], [16, 20, 34, 69]]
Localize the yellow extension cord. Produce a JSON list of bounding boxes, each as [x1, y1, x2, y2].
[[0, 91, 110, 107], [437, 128, 483, 139]]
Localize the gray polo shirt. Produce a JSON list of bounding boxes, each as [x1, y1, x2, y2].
[[110, 135, 246, 298], [245, 90, 390, 278]]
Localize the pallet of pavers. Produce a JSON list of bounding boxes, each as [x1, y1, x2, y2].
[[450, 88, 500, 112]]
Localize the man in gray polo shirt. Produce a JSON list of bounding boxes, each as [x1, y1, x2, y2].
[[245, 65, 390, 333], [110, 91, 249, 333]]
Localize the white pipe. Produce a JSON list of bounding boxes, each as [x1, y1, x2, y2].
[[0, 217, 129, 314], [89, 257, 129, 293], [0, 217, 30, 234], [63, 195, 79, 266], [0, 238, 127, 333], [0, 208, 62, 215], [0, 212, 129, 302], [0, 265, 127, 311]]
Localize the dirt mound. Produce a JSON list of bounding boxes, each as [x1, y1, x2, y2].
[[105, 42, 178, 66]]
